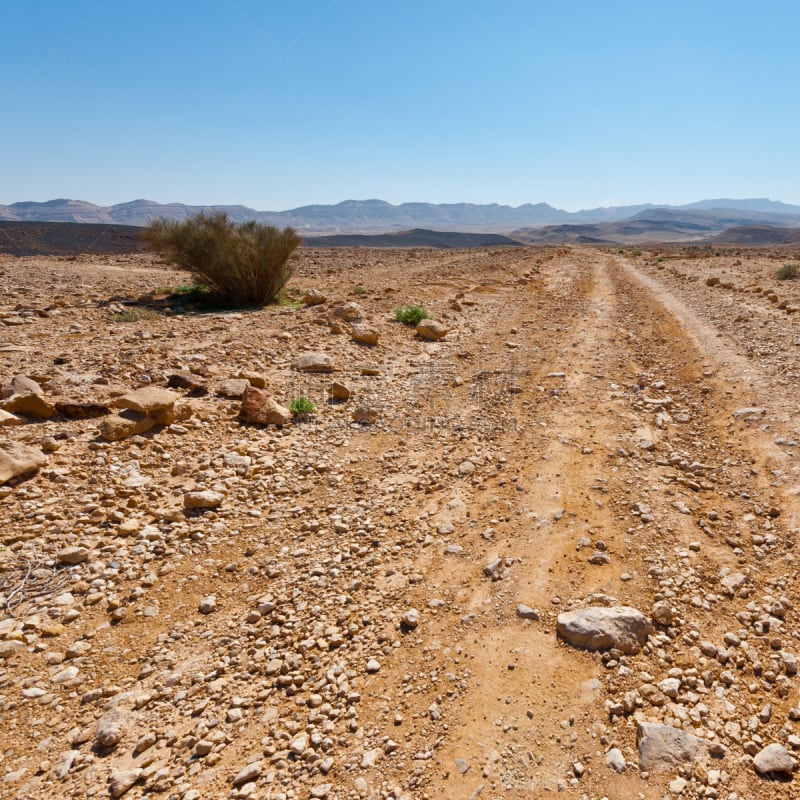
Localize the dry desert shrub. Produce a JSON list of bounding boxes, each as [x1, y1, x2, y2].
[[143, 211, 300, 307]]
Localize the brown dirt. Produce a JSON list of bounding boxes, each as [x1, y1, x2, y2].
[[1, 246, 799, 800]]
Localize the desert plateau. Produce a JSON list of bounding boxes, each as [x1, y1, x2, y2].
[[2, 244, 800, 800]]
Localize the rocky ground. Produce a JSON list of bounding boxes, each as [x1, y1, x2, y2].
[[1, 245, 800, 800]]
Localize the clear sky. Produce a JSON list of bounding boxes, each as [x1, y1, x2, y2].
[[1, 0, 798, 211]]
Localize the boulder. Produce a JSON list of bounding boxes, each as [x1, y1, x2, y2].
[[557, 606, 652, 655], [352, 405, 379, 424], [636, 722, 718, 773], [0, 409, 23, 427], [8, 375, 44, 397], [217, 378, 250, 398], [753, 743, 796, 776], [97, 411, 156, 442], [332, 301, 363, 321], [111, 387, 179, 414], [1, 393, 56, 419], [330, 382, 351, 400], [109, 769, 142, 798], [238, 386, 291, 426], [303, 289, 326, 306], [351, 324, 380, 346], [294, 352, 334, 373], [184, 490, 224, 510], [416, 319, 449, 340], [150, 400, 192, 426], [0, 441, 47, 485]]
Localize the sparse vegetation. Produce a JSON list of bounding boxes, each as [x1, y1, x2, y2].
[[394, 304, 431, 325], [143, 211, 301, 308], [289, 397, 315, 417], [776, 263, 800, 281], [353, 285, 367, 295], [109, 308, 160, 323]]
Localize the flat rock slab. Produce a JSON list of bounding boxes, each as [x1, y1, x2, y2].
[[1, 393, 56, 419], [557, 606, 652, 655], [111, 387, 179, 414], [294, 352, 334, 373], [0, 441, 47, 485], [98, 411, 156, 442], [637, 722, 719, 773], [54, 400, 110, 419]]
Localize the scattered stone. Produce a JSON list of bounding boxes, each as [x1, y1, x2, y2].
[[351, 324, 380, 346], [232, 761, 262, 786], [109, 769, 142, 798], [401, 608, 420, 628], [651, 601, 673, 626], [184, 490, 224, 510], [57, 546, 89, 565], [0, 441, 47, 485], [97, 411, 155, 442], [218, 378, 250, 398], [238, 386, 291, 426], [352, 405, 378, 424], [111, 386, 179, 414], [1, 392, 55, 419], [294, 352, 334, 373], [605, 748, 626, 773], [303, 289, 326, 306], [753, 743, 796, 776], [330, 381, 351, 400], [517, 604, 539, 621], [332, 301, 362, 321], [636, 721, 717, 773], [198, 595, 217, 614], [557, 606, 653, 655], [95, 709, 125, 749], [366, 658, 381, 673], [416, 319, 449, 340], [0, 409, 23, 426]]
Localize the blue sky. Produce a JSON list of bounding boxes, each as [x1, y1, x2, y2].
[[1, 0, 798, 211]]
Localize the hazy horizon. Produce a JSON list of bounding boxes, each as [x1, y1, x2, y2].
[[2, 1, 799, 210]]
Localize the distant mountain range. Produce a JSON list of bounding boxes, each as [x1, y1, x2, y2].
[[2, 197, 800, 234]]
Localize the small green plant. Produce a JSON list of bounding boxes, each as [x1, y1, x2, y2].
[[776, 263, 800, 281], [109, 308, 160, 323], [353, 284, 367, 295], [289, 397, 314, 417], [394, 304, 431, 325], [143, 211, 301, 308]]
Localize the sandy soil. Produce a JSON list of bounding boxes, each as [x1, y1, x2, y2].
[[1, 246, 800, 800]]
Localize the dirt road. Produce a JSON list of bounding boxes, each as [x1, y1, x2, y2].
[[1, 247, 799, 799]]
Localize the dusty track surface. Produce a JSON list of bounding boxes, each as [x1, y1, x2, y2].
[[1, 247, 800, 799]]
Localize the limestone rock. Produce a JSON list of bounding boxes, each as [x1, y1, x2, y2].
[[1, 392, 56, 419], [167, 372, 207, 394], [98, 411, 156, 442], [303, 289, 327, 306], [637, 721, 717, 773], [753, 743, 796, 776], [332, 301, 362, 321], [0, 409, 23, 426], [109, 768, 142, 798], [57, 547, 89, 565], [351, 324, 380, 346], [416, 319, 449, 340], [352, 405, 378, 424], [8, 374, 44, 397], [218, 378, 250, 398], [330, 382, 351, 400], [0, 441, 47, 485], [150, 400, 192, 426], [557, 606, 653, 655], [605, 748, 626, 773], [238, 386, 291, 426], [232, 760, 262, 786], [111, 387, 179, 414], [294, 352, 334, 373], [95, 709, 125, 749], [198, 595, 217, 614], [184, 490, 224, 510]]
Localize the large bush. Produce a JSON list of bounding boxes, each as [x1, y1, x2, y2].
[[143, 211, 301, 307]]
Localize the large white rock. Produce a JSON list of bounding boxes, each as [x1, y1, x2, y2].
[[753, 743, 796, 776], [557, 606, 652, 655], [637, 722, 719, 773]]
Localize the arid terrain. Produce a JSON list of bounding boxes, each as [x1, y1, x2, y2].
[[2, 245, 800, 800]]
